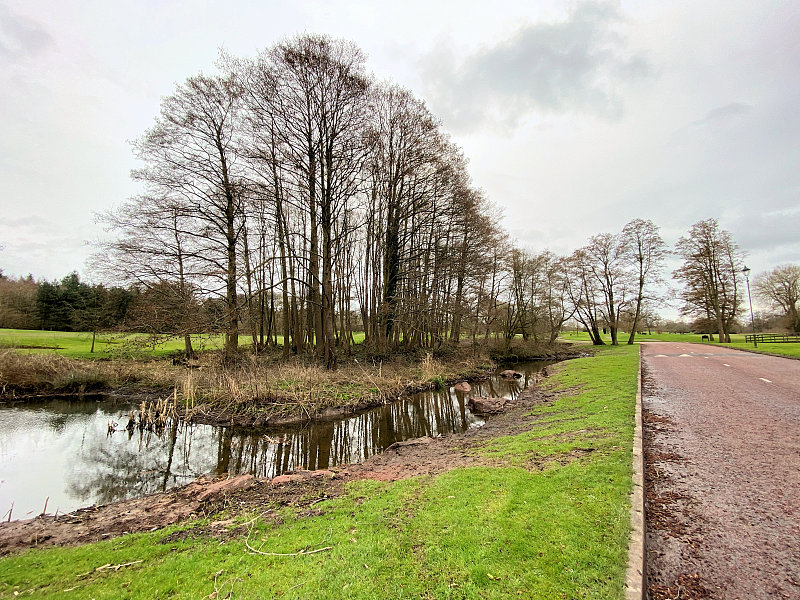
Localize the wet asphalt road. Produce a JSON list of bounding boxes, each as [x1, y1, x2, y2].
[[641, 342, 800, 599]]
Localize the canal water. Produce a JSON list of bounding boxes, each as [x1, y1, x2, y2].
[[0, 362, 548, 520]]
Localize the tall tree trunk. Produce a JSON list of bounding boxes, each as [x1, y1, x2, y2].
[[242, 228, 258, 353], [307, 146, 323, 356], [382, 204, 401, 347]]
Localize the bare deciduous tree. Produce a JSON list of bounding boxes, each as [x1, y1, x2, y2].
[[674, 219, 743, 342], [754, 264, 800, 333], [565, 248, 606, 345], [583, 232, 632, 345], [129, 73, 246, 359], [622, 218, 666, 344]]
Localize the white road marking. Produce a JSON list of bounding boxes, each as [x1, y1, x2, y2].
[[653, 354, 668, 358], [679, 354, 692, 357], [760, 378, 772, 383], [723, 364, 731, 367]]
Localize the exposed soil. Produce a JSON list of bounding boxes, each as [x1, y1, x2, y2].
[[642, 341, 800, 600], [0, 376, 565, 555]]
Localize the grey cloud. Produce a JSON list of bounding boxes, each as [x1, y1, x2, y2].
[[421, 1, 648, 131], [731, 207, 800, 253], [0, 220, 88, 280], [0, 3, 53, 59], [4, 215, 55, 230], [669, 102, 754, 145], [693, 102, 753, 126]]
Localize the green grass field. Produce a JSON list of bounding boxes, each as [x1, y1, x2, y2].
[[0, 328, 222, 358], [559, 330, 800, 358], [718, 341, 800, 358], [558, 329, 743, 344], [0, 345, 639, 599], [0, 329, 367, 359]]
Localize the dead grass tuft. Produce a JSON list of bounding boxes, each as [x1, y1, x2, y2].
[[0, 348, 494, 421]]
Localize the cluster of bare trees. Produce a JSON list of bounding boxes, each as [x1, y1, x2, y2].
[[484, 219, 668, 348], [99, 35, 503, 364], [557, 219, 667, 345], [672, 219, 744, 342], [563, 217, 797, 343], [667, 218, 798, 338], [95, 34, 797, 362]]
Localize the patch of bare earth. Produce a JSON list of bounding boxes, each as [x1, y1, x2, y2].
[[0, 383, 570, 554]]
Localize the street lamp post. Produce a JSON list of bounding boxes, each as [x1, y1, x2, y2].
[[742, 266, 757, 347]]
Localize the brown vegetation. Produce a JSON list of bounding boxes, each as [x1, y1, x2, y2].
[[0, 350, 139, 396], [0, 340, 581, 423]]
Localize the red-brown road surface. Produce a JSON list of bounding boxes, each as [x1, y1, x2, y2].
[[642, 342, 800, 600]]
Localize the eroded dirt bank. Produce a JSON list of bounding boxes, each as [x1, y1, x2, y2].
[[0, 378, 564, 554]]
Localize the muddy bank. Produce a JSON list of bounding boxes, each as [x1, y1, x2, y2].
[[0, 375, 565, 555]]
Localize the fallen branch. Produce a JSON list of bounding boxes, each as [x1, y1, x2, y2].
[[241, 509, 273, 528], [244, 539, 332, 557], [244, 514, 332, 557], [78, 560, 142, 577]]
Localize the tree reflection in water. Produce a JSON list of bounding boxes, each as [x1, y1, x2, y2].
[[0, 361, 548, 518]]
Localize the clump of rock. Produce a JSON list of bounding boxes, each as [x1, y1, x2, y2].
[[467, 396, 508, 415], [500, 369, 522, 379], [453, 381, 471, 393]]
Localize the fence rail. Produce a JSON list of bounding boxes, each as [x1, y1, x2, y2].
[[744, 333, 800, 344]]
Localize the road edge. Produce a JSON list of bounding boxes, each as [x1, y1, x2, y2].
[[624, 344, 646, 599]]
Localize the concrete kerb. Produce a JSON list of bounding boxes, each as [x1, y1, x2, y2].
[[624, 344, 646, 599]]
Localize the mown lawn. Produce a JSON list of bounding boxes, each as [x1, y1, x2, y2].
[[559, 330, 800, 358], [0, 345, 639, 599], [0, 329, 367, 359], [0, 328, 224, 358], [558, 330, 748, 344], [718, 341, 800, 358]]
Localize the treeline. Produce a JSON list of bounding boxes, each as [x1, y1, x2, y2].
[[8, 36, 794, 359], [87, 34, 797, 361], [0, 272, 132, 332], [0, 271, 242, 339], [3, 216, 797, 351]]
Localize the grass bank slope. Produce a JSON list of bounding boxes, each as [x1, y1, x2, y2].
[[0, 345, 639, 599]]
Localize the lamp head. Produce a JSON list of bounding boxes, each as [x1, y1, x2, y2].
[[742, 266, 751, 277]]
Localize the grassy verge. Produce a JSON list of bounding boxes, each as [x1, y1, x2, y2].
[[0, 344, 639, 599], [718, 341, 800, 358]]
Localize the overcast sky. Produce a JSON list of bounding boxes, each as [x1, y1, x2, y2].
[[1, 0, 798, 314]]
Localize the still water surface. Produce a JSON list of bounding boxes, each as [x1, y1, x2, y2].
[[0, 362, 547, 520]]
